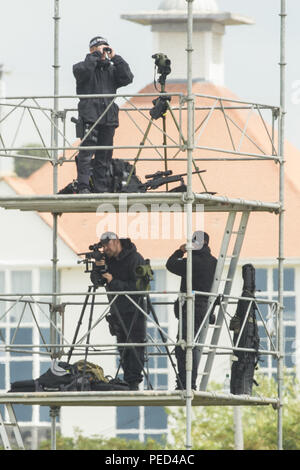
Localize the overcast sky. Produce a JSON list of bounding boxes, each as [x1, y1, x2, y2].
[[0, 0, 299, 148]]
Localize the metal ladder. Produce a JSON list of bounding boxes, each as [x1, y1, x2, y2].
[[0, 404, 25, 450], [197, 211, 250, 391]]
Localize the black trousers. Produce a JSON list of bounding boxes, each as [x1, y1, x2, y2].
[[175, 300, 207, 389], [114, 310, 146, 385], [77, 124, 115, 192]]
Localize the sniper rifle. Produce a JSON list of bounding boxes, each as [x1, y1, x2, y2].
[[138, 169, 214, 193]]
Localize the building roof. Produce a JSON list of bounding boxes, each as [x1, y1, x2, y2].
[[2, 81, 300, 262], [1, 174, 80, 256], [121, 11, 254, 27], [121, 0, 254, 27]]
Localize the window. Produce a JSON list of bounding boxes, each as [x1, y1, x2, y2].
[[144, 406, 167, 430], [10, 361, 33, 421], [147, 326, 168, 373], [10, 327, 32, 357], [116, 433, 139, 441], [10, 271, 32, 322], [256, 268, 268, 292], [0, 268, 60, 446], [0, 272, 5, 359], [0, 272, 5, 320], [39, 361, 52, 422], [0, 363, 5, 389], [117, 407, 140, 430], [116, 268, 169, 443], [255, 267, 296, 377]]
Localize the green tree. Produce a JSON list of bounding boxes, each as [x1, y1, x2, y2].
[[14, 143, 49, 178], [167, 373, 300, 450], [38, 428, 165, 451]]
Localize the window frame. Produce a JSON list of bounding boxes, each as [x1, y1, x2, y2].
[[0, 267, 60, 438], [255, 266, 297, 378]]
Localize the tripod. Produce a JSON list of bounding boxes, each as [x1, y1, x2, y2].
[[67, 284, 152, 388], [126, 84, 177, 191], [126, 80, 210, 194], [67, 284, 97, 364]]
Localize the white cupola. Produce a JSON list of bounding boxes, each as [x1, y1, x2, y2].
[[159, 0, 219, 13], [122, 0, 254, 86]]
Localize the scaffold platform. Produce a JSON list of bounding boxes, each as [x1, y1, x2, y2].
[[0, 390, 279, 408], [0, 193, 281, 213]]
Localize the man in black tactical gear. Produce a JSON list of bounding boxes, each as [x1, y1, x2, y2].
[[95, 231, 146, 391], [73, 37, 134, 193], [166, 231, 217, 390]]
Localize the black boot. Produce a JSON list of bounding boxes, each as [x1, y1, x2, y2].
[[128, 382, 140, 391], [78, 187, 91, 194]]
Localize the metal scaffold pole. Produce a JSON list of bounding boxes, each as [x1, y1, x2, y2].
[[277, 0, 286, 451], [185, 0, 195, 450], [50, 0, 60, 451]]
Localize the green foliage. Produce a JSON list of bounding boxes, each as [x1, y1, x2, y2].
[[167, 373, 300, 450], [38, 427, 165, 451], [242, 373, 300, 450], [168, 399, 235, 450], [15, 143, 48, 178]]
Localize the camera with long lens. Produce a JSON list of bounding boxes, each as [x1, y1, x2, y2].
[[90, 259, 108, 287], [152, 53, 171, 81], [150, 53, 172, 118], [77, 242, 108, 287]]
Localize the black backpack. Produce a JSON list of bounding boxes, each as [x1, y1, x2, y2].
[[9, 360, 130, 392], [111, 159, 145, 193], [58, 180, 79, 194], [58, 158, 144, 194]]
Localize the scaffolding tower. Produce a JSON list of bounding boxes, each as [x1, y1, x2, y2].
[[0, 0, 286, 450]]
